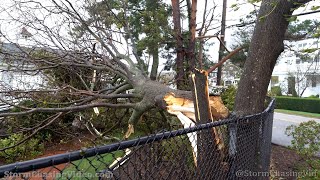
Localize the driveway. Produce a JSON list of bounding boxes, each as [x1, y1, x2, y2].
[[272, 112, 320, 156]]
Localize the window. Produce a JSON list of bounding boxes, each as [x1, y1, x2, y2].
[[286, 60, 293, 65], [315, 53, 319, 63], [312, 78, 317, 87], [164, 65, 171, 71], [310, 75, 317, 87], [224, 80, 232, 86], [287, 76, 296, 95], [271, 76, 279, 86], [307, 75, 319, 87]]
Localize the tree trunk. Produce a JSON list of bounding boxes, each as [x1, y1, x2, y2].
[[191, 70, 225, 179], [198, 39, 204, 69], [186, 0, 197, 70], [234, 0, 311, 116], [233, 0, 311, 176], [150, 46, 159, 81], [171, 0, 185, 90]]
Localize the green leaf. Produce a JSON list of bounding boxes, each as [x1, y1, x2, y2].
[[231, 4, 240, 11], [301, 48, 318, 53], [286, 16, 297, 22], [311, 6, 320, 11], [247, 0, 261, 3]]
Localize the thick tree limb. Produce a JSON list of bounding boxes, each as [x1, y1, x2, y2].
[[207, 47, 244, 74], [0, 103, 135, 117]]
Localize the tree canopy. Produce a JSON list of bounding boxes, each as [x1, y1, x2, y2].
[[0, 0, 317, 153]]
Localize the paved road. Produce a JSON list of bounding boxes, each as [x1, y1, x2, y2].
[[272, 112, 320, 156]]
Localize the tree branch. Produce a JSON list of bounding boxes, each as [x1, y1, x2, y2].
[[207, 47, 244, 74], [0, 112, 63, 151], [0, 102, 135, 117]]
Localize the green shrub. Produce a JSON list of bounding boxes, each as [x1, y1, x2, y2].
[[286, 121, 320, 158], [285, 121, 320, 179], [221, 86, 237, 111], [11, 100, 54, 128], [275, 96, 320, 113], [269, 86, 282, 96], [0, 133, 44, 163], [308, 94, 319, 98], [8, 100, 76, 141]]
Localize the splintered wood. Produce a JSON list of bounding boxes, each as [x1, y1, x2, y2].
[[164, 93, 196, 121], [164, 69, 229, 168], [164, 94, 229, 121]]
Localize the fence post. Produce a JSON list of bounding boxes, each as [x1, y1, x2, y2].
[[227, 115, 237, 180], [233, 99, 275, 180], [191, 69, 224, 179], [259, 100, 275, 178]]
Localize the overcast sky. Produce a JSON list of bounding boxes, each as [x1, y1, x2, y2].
[[195, 0, 320, 63]]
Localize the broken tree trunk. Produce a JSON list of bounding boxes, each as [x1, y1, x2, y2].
[[191, 69, 226, 179], [164, 74, 229, 165], [103, 71, 230, 174]]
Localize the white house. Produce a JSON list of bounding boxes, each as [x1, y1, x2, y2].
[[0, 43, 44, 89], [208, 62, 241, 89], [0, 42, 45, 109], [270, 38, 320, 97]]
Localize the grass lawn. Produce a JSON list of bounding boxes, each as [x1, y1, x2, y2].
[[275, 109, 320, 119], [56, 129, 148, 179], [57, 150, 124, 180]]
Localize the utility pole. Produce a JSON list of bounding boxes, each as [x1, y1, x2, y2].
[[216, 0, 227, 86]]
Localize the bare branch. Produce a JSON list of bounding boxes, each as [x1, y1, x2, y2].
[[207, 47, 244, 74], [0, 102, 135, 117], [0, 112, 63, 151]]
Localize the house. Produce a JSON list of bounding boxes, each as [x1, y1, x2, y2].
[[208, 62, 241, 91], [0, 42, 44, 91], [220, 62, 241, 87], [270, 38, 320, 97], [0, 42, 46, 113]]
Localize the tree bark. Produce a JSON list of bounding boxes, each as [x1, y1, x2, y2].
[[150, 46, 159, 81], [171, 0, 185, 90], [186, 0, 197, 70], [191, 70, 225, 179], [234, 0, 311, 116]]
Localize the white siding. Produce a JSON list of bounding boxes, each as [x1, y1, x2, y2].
[[269, 38, 320, 97]]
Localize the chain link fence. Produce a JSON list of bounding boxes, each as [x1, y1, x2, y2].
[[0, 99, 275, 180]]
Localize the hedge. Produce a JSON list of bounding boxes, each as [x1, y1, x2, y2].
[[275, 96, 320, 114]]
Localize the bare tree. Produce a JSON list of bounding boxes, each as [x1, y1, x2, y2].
[[0, 0, 314, 159], [0, 0, 230, 153]]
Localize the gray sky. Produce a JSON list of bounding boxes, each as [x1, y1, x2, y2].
[[196, 0, 320, 63]]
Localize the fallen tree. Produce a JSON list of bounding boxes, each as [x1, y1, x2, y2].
[[0, 0, 314, 167], [0, 0, 231, 153]]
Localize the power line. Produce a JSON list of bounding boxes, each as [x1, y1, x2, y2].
[[234, 10, 320, 28], [291, 10, 320, 17]]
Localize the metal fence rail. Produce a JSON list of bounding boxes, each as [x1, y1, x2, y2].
[[0, 99, 275, 180]]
